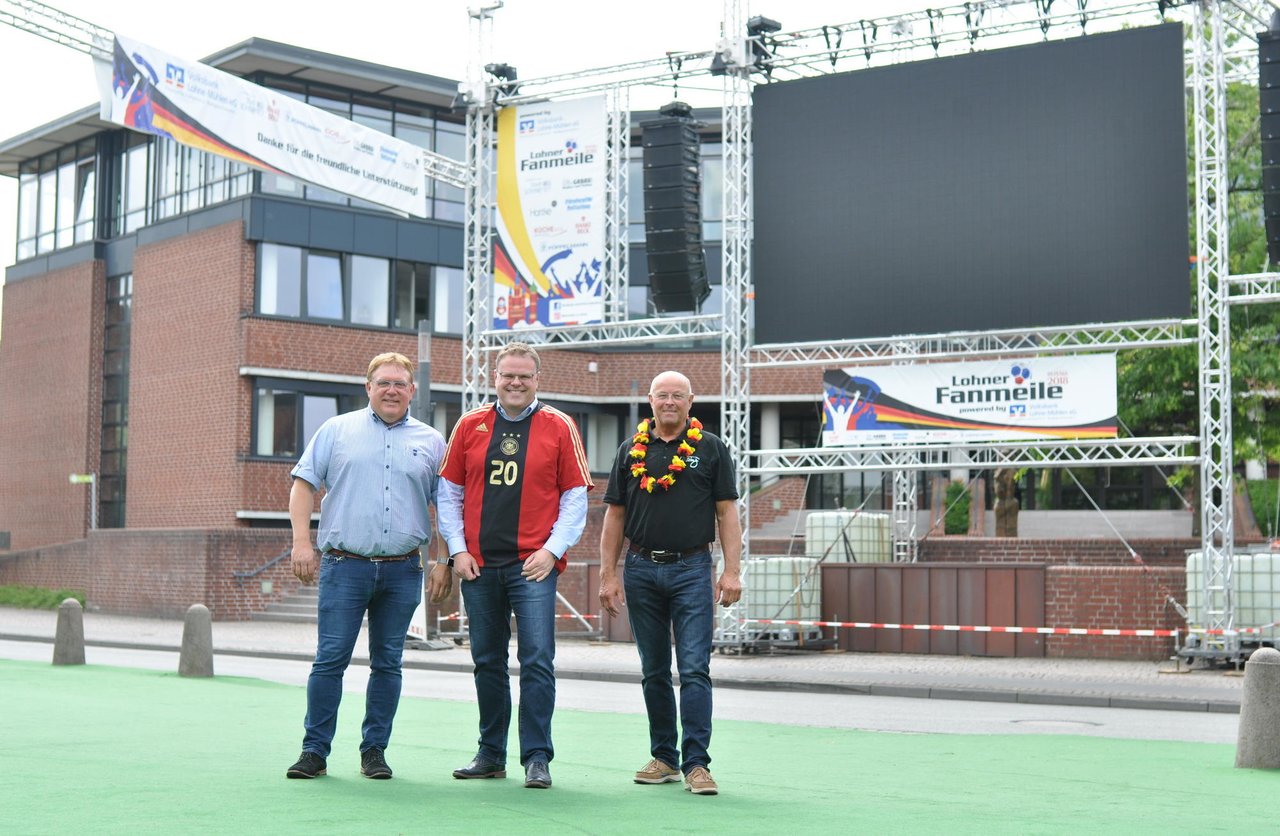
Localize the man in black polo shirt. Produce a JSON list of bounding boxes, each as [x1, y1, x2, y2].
[[599, 369, 742, 796]]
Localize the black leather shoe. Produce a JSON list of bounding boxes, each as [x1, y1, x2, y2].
[[360, 747, 393, 779], [452, 755, 506, 779], [524, 760, 551, 789], [286, 751, 327, 779]]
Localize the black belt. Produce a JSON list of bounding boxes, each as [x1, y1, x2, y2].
[[628, 541, 708, 564], [328, 547, 420, 562]]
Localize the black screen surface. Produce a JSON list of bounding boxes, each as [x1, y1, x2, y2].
[[752, 23, 1189, 343]]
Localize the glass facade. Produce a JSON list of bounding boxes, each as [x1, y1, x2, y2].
[[16, 140, 97, 259], [253, 380, 365, 459], [257, 243, 463, 334], [100, 274, 132, 529]]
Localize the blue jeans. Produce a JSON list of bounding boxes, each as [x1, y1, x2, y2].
[[461, 562, 558, 766], [623, 548, 715, 774], [302, 553, 423, 758]]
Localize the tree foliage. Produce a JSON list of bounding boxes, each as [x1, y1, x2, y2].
[[1117, 77, 1280, 470]]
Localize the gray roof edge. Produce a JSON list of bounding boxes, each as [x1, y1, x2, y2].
[[201, 36, 460, 96]]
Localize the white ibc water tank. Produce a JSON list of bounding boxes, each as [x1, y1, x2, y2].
[[804, 511, 892, 563], [1185, 551, 1280, 640], [742, 557, 822, 641]]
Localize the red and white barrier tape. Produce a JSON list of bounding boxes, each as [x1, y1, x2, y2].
[[435, 612, 598, 621], [740, 618, 1178, 637]]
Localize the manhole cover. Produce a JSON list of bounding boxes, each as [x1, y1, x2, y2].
[[1009, 719, 1103, 730]]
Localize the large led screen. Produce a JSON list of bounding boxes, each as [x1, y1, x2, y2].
[[752, 23, 1189, 344]]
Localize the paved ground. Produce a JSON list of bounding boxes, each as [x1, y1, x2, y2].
[[0, 605, 1245, 712]]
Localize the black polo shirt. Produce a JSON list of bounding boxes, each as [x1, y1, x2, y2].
[[602, 421, 739, 551]]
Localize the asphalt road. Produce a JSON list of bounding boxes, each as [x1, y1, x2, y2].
[[0, 639, 1240, 744]]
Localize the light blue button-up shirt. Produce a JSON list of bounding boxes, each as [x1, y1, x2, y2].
[[437, 399, 588, 559], [291, 406, 446, 556]]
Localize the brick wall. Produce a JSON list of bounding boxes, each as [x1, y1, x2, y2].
[[128, 223, 250, 528], [1044, 565, 1185, 659], [918, 537, 1196, 567], [0, 528, 292, 619], [749, 477, 807, 527], [0, 260, 104, 549]]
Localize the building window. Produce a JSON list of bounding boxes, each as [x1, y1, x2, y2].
[[153, 141, 252, 221], [393, 260, 431, 330], [253, 380, 365, 458], [119, 133, 150, 234], [585, 412, 622, 473], [258, 242, 448, 332], [433, 121, 466, 222], [432, 265, 464, 333], [16, 140, 96, 260], [100, 274, 132, 529]]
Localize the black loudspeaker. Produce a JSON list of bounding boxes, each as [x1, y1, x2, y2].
[[1260, 29, 1280, 263], [641, 102, 710, 312]]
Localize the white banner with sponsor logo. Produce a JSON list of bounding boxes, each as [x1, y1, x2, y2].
[[822, 355, 1118, 446], [95, 34, 426, 216], [492, 96, 606, 329]]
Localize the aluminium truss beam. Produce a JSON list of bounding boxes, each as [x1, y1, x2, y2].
[[1227, 272, 1280, 303], [0, 0, 109, 58], [751, 318, 1195, 368], [478, 314, 721, 350], [750, 436, 1199, 475]]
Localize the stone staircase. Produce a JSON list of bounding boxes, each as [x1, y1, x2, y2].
[[252, 584, 321, 624]]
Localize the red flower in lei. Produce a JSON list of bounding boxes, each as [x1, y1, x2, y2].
[[629, 417, 702, 493]]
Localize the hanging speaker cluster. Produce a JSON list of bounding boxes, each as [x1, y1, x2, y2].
[[641, 101, 710, 313], [1260, 20, 1280, 264]]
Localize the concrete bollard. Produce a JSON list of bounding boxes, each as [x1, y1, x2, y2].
[[178, 604, 214, 678], [52, 598, 86, 666], [1235, 646, 1280, 769]]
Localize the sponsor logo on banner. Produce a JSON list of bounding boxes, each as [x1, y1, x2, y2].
[[96, 33, 427, 216], [821, 355, 1117, 445], [493, 95, 607, 330]]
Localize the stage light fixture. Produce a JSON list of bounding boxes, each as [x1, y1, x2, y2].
[[484, 62, 518, 82], [483, 62, 520, 98], [746, 15, 782, 36]]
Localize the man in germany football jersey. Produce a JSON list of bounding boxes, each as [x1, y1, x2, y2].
[[435, 342, 592, 790]]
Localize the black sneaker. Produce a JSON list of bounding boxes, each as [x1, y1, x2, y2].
[[360, 747, 393, 779], [286, 751, 327, 779]]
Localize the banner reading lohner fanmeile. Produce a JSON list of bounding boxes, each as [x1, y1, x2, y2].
[[95, 34, 427, 217], [493, 96, 606, 329], [823, 354, 1118, 446]]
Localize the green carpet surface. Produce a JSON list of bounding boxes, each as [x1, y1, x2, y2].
[[0, 659, 1273, 834]]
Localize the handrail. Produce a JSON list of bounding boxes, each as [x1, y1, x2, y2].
[[232, 546, 291, 580]]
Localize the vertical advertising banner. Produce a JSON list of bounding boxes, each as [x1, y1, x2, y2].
[[822, 355, 1118, 446], [493, 96, 607, 330], [96, 34, 427, 216]]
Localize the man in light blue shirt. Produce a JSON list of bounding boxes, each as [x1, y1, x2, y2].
[[284, 352, 448, 781]]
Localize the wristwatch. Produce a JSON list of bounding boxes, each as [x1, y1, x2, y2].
[[437, 556, 455, 568]]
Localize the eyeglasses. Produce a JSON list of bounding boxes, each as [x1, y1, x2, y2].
[[496, 372, 537, 383], [650, 391, 688, 403], [372, 379, 411, 391]]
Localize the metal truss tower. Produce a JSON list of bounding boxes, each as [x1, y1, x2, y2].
[[1191, 0, 1236, 650], [720, 0, 754, 553], [461, 5, 498, 413]]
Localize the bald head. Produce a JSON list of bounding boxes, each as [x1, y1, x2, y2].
[[648, 370, 694, 437]]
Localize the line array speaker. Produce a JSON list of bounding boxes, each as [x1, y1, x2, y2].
[[641, 102, 710, 312], [1260, 27, 1280, 263]]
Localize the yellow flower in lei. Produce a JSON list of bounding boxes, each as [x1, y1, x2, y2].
[[629, 417, 703, 493]]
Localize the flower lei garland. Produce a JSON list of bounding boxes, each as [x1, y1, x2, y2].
[[628, 417, 702, 493]]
